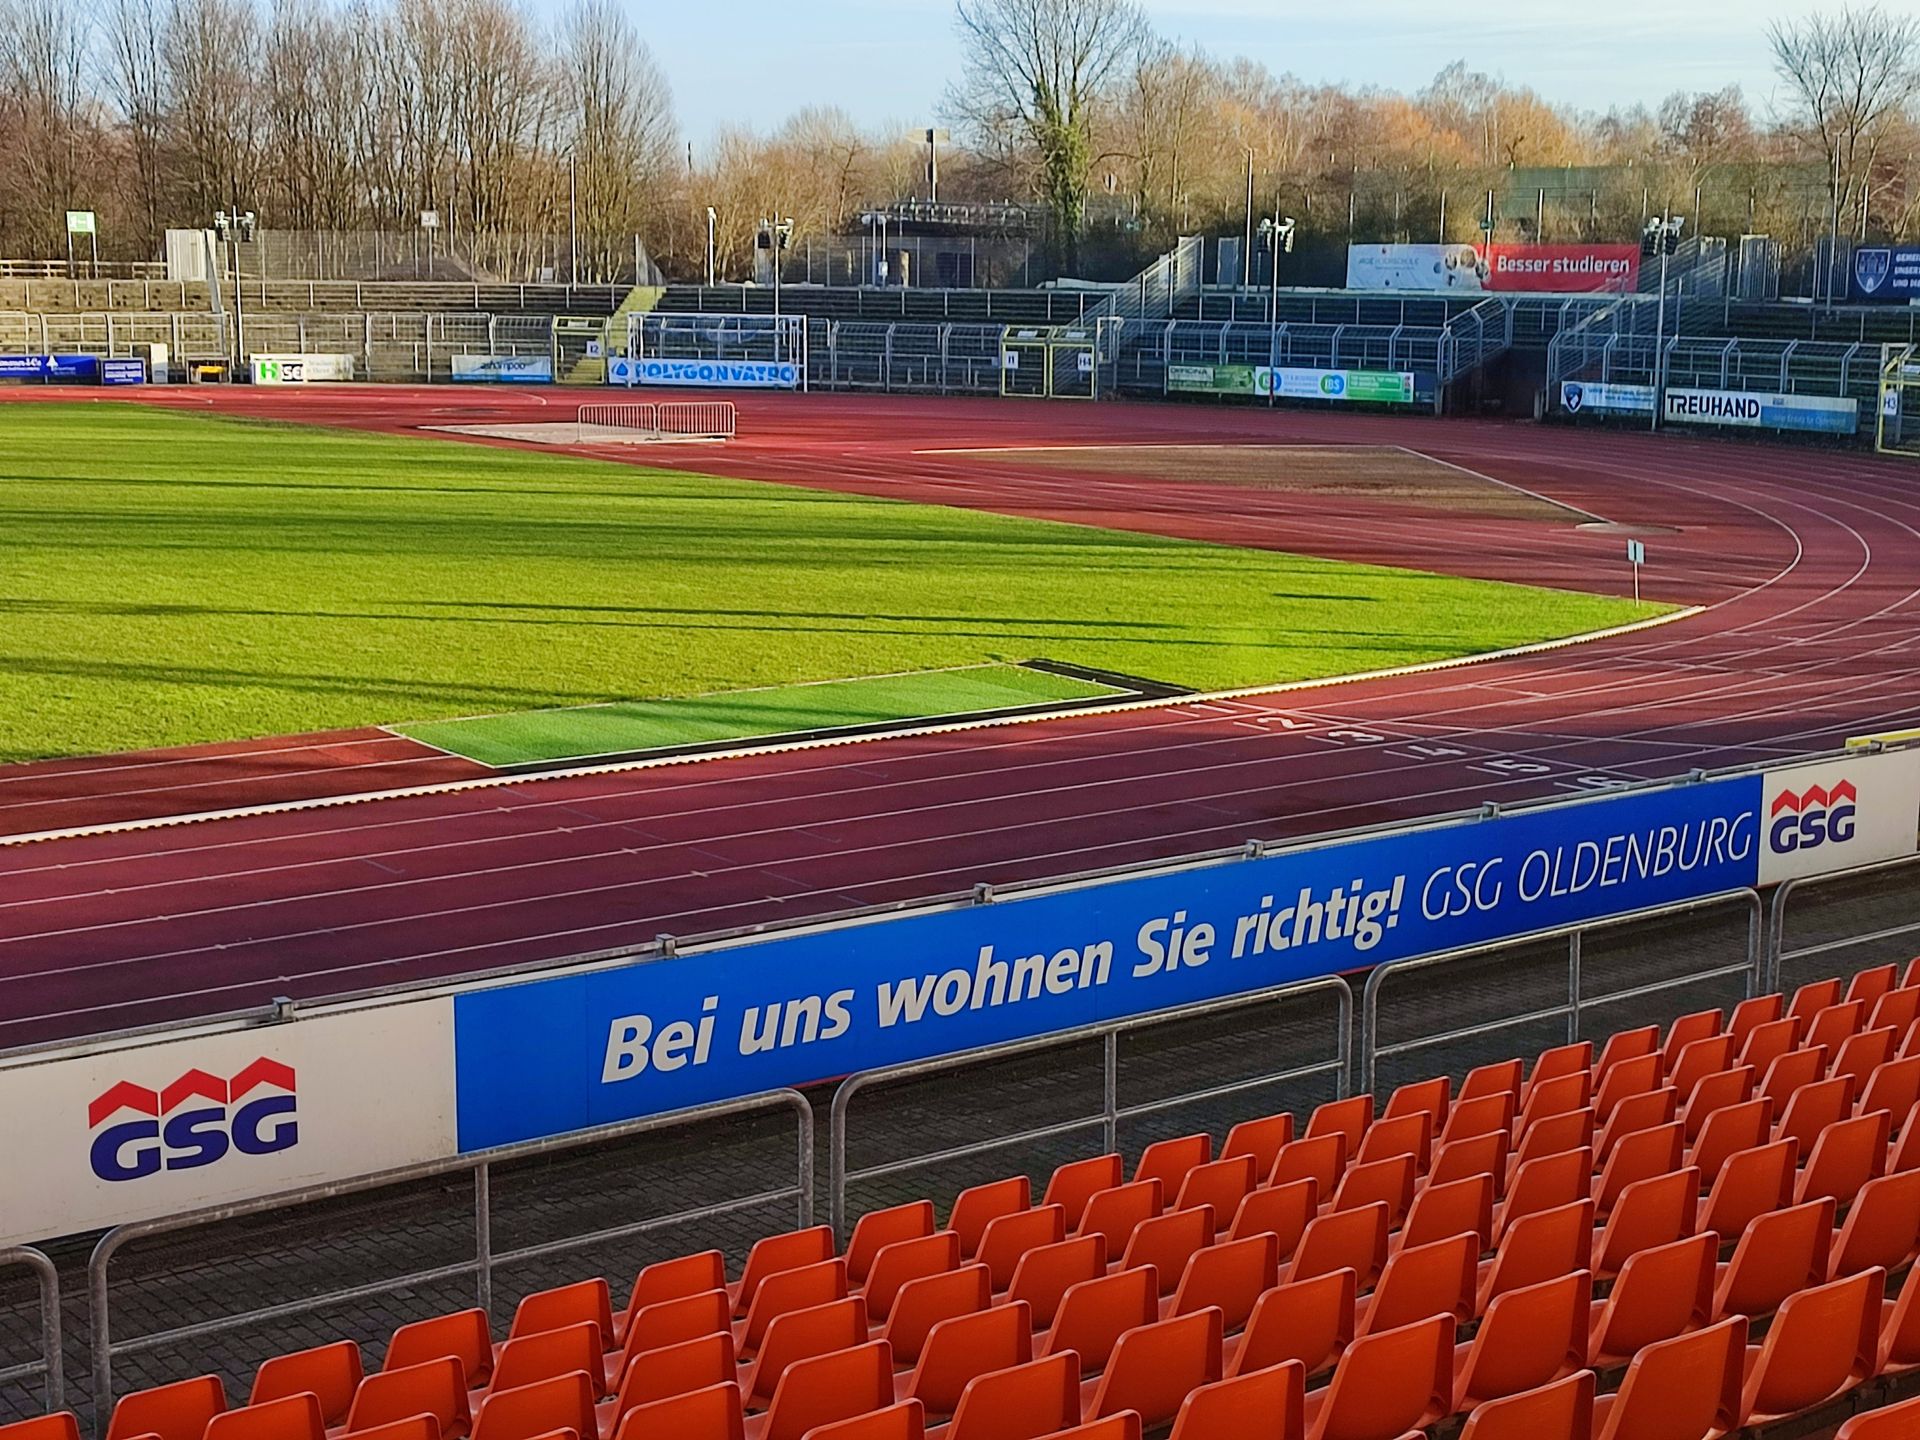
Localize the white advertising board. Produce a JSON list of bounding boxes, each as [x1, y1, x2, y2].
[[1758, 749, 1920, 886], [0, 999, 457, 1245]]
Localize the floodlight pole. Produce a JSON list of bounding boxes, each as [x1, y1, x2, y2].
[[705, 206, 717, 288], [567, 154, 579, 289], [1649, 212, 1684, 433], [1241, 147, 1254, 289]]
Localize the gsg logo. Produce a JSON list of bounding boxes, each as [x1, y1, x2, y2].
[[1768, 779, 1858, 855], [88, 1058, 298, 1182]]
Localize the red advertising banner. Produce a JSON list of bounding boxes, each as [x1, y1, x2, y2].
[[1484, 244, 1639, 293]]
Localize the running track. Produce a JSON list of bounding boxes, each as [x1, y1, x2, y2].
[[3, 387, 1917, 1049]]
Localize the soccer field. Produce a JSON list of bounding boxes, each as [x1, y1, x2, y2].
[[0, 403, 1667, 762]]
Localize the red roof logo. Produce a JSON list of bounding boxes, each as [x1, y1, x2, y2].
[[88, 1058, 296, 1128], [1770, 779, 1857, 818]]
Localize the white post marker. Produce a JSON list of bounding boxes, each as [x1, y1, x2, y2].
[[1627, 538, 1646, 602]]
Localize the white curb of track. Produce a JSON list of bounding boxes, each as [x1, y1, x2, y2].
[[1, 604, 1705, 849]]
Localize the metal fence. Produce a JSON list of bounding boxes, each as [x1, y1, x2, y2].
[[827, 976, 1353, 1236], [1361, 891, 1764, 1096], [0, 1251, 59, 1412], [1772, 853, 1920, 997], [84, 1090, 811, 1419]]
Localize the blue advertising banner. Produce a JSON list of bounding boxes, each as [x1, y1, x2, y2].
[[1850, 246, 1920, 302], [607, 356, 800, 389], [0, 355, 46, 379], [453, 776, 1763, 1149], [45, 354, 99, 381], [101, 358, 147, 386]]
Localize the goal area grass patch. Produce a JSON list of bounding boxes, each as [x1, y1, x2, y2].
[[0, 403, 1669, 761]]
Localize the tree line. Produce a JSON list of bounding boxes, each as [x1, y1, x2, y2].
[[1, 0, 1916, 281]]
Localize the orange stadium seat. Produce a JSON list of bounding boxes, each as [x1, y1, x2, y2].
[[615, 1290, 730, 1376], [609, 1382, 740, 1440], [1228, 1176, 1317, 1252], [1452, 1270, 1591, 1411], [508, 1281, 615, 1351], [1713, 1198, 1833, 1321], [1300, 1313, 1453, 1440], [250, 1339, 363, 1425], [615, 1250, 724, 1344], [1839, 1396, 1920, 1438], [799, 1400, 924, 1440], [1168, 1359, 1305, 1440], [742, 1260, 849, 1356], [978, 1206, 1065, 1293], [898, 1302, 1031, 1420], [1005, 1235, 1104, 1329], [1737, 1268, 1882, 1427], [490, 1322, 607, 1399], [740, 1298, 864, 1408], [1832, 1168, 1920, 1279], [1358, 1232, 1475, 1334], [1169, 1230, 1278, 1332], [1119, 1205, 1213, 1297], [945, 1352, 1080, 1440], [1221, 1112, 1294, 1177], [1042, 1157, 1124, 1230], [1226, 1269, 1354, 1382], [1588, 1232, 1715, 1369], [1082, 1308, 1222, 1428], [1173, 1155, 1256, 1218], [1590, 1316, 1746, 1440], [1134, 1134, 1210, 1195], [599, 1331, 735, 1426], [862, 1233, 960, 1326], [1399, 1172, 1493, 1255], [469, 1372, 598, 1440], [206, 1395, 326, 1440], [1042, 1267, 1158, 1375], [1456, 1371, 1594, 1440], [107, 1376, 228, 1440], [1288, 1203, 1388, 1290], [0, 1419, 80, 1440], [731, 1228, 837, 1317], [1074, 1182, 1161, 1254], [845, 1202, 935, 1287], [751, 1340, 893, 1440], [385, 1311, 495, 1388], [348, 1357, 472, 1438], [948, 1178, 1029, 1261], [882, 1264, 991, 1366]]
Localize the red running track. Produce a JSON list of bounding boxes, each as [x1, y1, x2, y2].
[[2, 388, 1917, 1048]]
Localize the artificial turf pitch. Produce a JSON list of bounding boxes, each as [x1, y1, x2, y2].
[[397, 665, 1126, 767], [0, 403, 1668, 762]]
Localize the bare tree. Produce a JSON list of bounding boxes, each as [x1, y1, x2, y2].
[[951, 0, 1148, 271], [102, 0, 169, 250], [1771, 4, 1920, 242], [164, 0, 266, 221], [0, 0, 96, 254], [562, 0, 676, 281]]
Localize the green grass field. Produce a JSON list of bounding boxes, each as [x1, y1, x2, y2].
[[0, 403, 1668, 762]]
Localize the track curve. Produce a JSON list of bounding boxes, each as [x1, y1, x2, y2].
[[2, 391, 1916, 1048]]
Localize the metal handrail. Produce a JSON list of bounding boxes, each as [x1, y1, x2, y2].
[[0, 1246, 61, 1411], [827, 975, 1352, 1235], [87, 1089, 811, 1417], [1360, 889, 1763, 1094]]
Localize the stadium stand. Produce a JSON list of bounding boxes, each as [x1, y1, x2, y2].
[[12, 963, 1920, 1440]]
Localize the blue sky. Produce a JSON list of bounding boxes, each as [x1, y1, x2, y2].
[[630, 0, 1919, 154]]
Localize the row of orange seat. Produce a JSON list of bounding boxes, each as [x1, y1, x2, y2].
[[9, 962, 1920, 1440]]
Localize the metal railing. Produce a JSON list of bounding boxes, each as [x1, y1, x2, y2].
[[1771, 852, 1920, 997], [1360, 890, 1764, 1094], [86, 1089, 811, 1417], [827, 975, 1353, 1236], [0, 1248, 60, 1412]]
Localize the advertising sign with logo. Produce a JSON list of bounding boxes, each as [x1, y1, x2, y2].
[[1850, 246, 1920, 302], [44, 354, 99, 381], [1258, 367, 1416, 404], [251, 354, 355, 385], [450, 354, 555, 384], [452, 777, 1766, 1148], [0, 1001, 457, 1247], [1167, 364, 1256, 395], [1758, 751, 1920, 885], [1561, 381, 1657, 416], [1347, 244, 1638, 294], [1484, 245, 1639, 293], [607, 357, 800, 389], [1346, 244, 1488, 291], [101, 358, 148, 386], [1663, 388, 1859, 436]]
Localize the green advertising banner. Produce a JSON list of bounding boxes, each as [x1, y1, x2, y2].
[[1169, 363, 1415, 403], [1167, 364, 1256, 395]]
